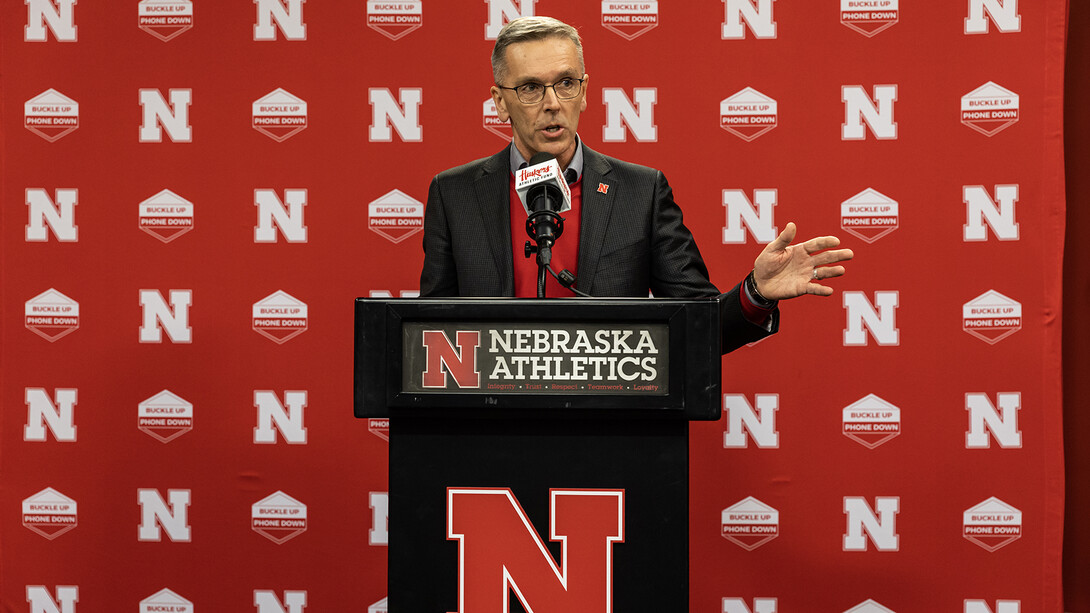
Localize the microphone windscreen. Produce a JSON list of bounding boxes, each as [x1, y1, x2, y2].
[[528, 152, 555, 166]]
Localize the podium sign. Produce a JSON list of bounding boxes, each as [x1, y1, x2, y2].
[[401, 320, 670, 395]]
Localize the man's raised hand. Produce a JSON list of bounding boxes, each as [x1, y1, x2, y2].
[[752, 222, 854, 300]]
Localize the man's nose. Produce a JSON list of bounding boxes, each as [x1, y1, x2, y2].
[[541, 84, 562, 109]]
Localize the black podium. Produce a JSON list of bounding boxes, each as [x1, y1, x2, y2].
[[354, 298, 722, 612]]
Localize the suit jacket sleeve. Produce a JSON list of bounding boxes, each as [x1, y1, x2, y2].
[[646, 170, 779, 353], [419, 175, 458, 297]]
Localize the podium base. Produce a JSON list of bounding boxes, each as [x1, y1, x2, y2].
[[388, 414, 689, 612]]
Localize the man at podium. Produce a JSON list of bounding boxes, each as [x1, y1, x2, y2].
[[419, 16, 852, 353]]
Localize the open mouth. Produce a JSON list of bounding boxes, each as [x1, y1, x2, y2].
[[542, 124, 564, 135]]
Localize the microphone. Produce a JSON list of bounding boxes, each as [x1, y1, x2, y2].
[[515, 152, 571, 268], [515, 152, 572, 216]]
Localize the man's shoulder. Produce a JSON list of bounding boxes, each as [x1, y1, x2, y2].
[[433, 147, 508, 183], [583, 145, 662, 180]]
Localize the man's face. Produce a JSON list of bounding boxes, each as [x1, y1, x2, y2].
[[491, 36, 588, 169]]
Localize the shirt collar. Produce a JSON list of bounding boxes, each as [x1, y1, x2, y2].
[[510, 136, 583, 184]]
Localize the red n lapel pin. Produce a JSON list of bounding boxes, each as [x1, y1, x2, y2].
[[597, 183, 609, 194]]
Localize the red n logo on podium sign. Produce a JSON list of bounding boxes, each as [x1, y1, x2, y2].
[[447, 488, 625, 613], [421, 330, 480, 388]]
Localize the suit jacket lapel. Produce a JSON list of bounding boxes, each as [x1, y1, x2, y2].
[[473, 146, 515, 296], [577, 145, 616, 294]]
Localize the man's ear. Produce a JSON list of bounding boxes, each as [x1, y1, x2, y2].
[[490, 86, 510, 122], [579, 74, 589, 113]]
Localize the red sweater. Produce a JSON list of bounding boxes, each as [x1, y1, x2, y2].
[[510, 176, 582, 297]]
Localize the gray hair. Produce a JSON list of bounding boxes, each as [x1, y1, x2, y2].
[[491, 16, 584, 85]]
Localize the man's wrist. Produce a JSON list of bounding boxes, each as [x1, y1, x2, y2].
[[745, 270, 777, 309]]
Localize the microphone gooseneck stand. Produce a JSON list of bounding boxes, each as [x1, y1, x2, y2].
[[525, 209, 564, 298]]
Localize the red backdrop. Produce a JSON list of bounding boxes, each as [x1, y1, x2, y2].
[[1, 1, 1067, 611]]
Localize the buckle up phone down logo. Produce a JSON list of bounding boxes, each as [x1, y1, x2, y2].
[[25, 89, 78, 141], [483, 98, 512, 140], [367, 1, 422, 40], [964, 497, 1022, 551], [963, 290, 1021, 344], [601, 1, 658, 40], [369, 189, 424, 244], [140, 189, 194, 243], [253, 291, 308, 344], [138, 0, 194, 42], [253, 89, 307, 142], [720, 88, 777, 141], [721, 496, 778, 550], [23, 488, 77, 539], [962, 82, 1019, 137], [369, 418, 390, 441], [253, 491, 307, 544], [845, 601, 895, 613], [843, 394, 900, 449], [141, 589, 192, 613], [139, 390, 193, 443], [841, 188, 898, 243], [26, 288, 79, 342], [841, 0, 898, 37]]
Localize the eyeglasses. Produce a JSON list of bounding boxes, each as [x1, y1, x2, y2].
[[496, 77, 586, 104]]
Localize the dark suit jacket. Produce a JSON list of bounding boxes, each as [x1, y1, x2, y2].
[[419, 143, 778, 353]]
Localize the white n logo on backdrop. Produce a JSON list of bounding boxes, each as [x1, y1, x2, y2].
[[254, 391, 308, 444], [722, 394, 779, 449], [964, 601, 1020, 613], [25, 0, 77, 41], [369, 88, 423, 142], [842, 85, 898, 140], [254, 0, 307, 40], [26, 188, 77, 242], [602, 88, 658, 142], [843, 496, 900, 551], [138, 489, 192, 542], [139, 89, 192, 143], [255, 189, 308, 243], [965, 0, 1021, 34], [966, 392, 1022, 449], [370, 491, 389, 546], [254, 591, 308, 613], [723, 599, 778, 613], [26, 586, 79, 613], [722, 189, 777, 244], [722, 0, 776, 39], [24, 388, 77, 442], [485, 0, 537, 39], [843, 291, 900, 347], [139, 290, 192, 344], [964, 185, 1019, 241]]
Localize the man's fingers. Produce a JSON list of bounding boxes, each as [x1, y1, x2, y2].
[[812, 248, 854, 266], [765, 221, 797, 252], [812, 265, 846, 280], [802, 235, 842, 254]]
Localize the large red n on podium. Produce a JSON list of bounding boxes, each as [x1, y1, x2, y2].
[[447, 488, 625, 613]]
